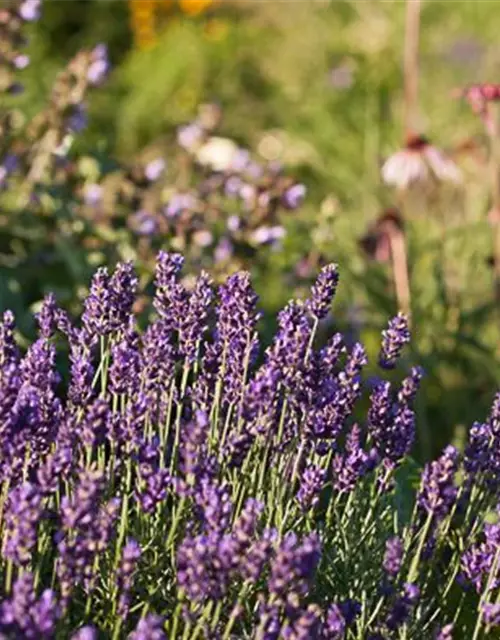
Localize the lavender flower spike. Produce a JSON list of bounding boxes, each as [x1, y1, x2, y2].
[[306, 263, 339, 320], [129, 614, 166, 640], [378, 312, 410, 369], [383, 536, 403, 577]]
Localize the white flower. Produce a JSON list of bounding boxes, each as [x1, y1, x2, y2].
[[195, 137, 238, 172], [382, 136, 462, 189]]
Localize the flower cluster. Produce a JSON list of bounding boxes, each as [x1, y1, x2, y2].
[[0, 252, 495, 638]]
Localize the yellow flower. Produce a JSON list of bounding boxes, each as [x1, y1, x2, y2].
[[179, 0, 214, 16], [129, 0, 157, 49]]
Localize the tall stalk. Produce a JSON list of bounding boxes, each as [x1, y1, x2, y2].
[[403, 0, 422, 136]]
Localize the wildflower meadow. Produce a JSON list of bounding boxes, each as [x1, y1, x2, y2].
[[3, 0, 500, 638]]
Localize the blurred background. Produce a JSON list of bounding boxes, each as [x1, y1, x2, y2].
[[2, 0, 500, 460]]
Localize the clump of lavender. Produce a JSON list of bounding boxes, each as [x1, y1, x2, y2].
[[0, 253, 495, 637]]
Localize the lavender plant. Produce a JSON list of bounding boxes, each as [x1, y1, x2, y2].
[[0, 250, 498, 638]]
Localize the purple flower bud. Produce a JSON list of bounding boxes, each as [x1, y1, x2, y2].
[[144, 157, 165, 181], [482, 602, 500, 627], [378, 313, 410, 370], [306, 264, 339, 320], [267, 532, 321, 603], [282, 183, 306, 210], [324, 604, 345, 639], [117, 538, 141, 619], [129, 614, 166, 640], [19, 0, 41, 21], [35, 293, 59, 339], [417, 445, 459, 523], [0, 573, 60, 638], [177, 122, 203, 151], [67, 104, 88, 133], [131, 210, 158, 236], [87, 44, 109, 86], [2, 483, 43, 566], [296, 465, 326, 511], [83, 183, 102, 206], [383, 536, 403, 577], [14, 54, 30, 69]]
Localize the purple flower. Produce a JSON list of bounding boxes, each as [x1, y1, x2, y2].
[[19, 0, 41, 21], [176, 531, 233, 603], [35, 292, 59, 339], [461, 518, 500, 593], [417, 445, 459, 523], [68, 329, 95, 406], [136, 468, 170, 513], [306, 264, 339, 320], [57, 470, 119, 604], [282, 604, 323, 639], [196, 479, 233, 532], [0, 310, 19, 367], [386, 583, 419, 631], [320, 333, 346, 374], [179, 271, 213, 363], [324, 604, 346, 639], [153, 251, 187, 330], [0, 573, 60, 638], [267, 532, 321, 604], [368, 381, 416, 463], [67, 104, 88, 133], [131, 210, 158, 236], [87, 44, 109, 86], [109, 325, 141, 396], [129, 614, 166, 640], [81, 267, 112, 337], [2, 483, 43, 566], [144, 157, 166, 181], [83, 183, 102, 206], [482, 602, 500, 627], [164, 192, 197, 217], [296, 465, 326, 511], [383, 536, 403, 577], [282, 183, 306, 209], [332, 424, 370, 494], [214, 237, 233, 263], [378, 313, 410, 370], [71, 627, 98, 640], [251, 225, 286, 246], [117, 538, 141, 619], [217, 271, 260, 408], [397, 366, 424, 405], [177, 122, 204, 151]]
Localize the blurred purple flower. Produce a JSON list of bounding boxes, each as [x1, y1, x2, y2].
[[129, 614, 166, 640], [131, 210, 158, 235], [83, 183, 102, 206], [383, 536, 403, 578], [282, 183, 306, 210], [19, 0, 41, 21], [177, 122, 203, 151], [144, 157, 166, 181], [13, 54, 30, 69], [87, 44, 110, 86]]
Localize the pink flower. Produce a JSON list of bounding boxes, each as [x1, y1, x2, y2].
[[382, 135, 462, 189]]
